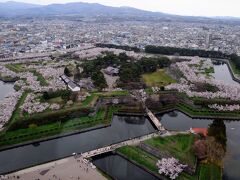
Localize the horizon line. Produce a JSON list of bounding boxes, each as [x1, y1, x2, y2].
[[1, 0, 240, 19]]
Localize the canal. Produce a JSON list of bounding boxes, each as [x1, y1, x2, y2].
[[212, 61, 239, 86], [0, 115, 156, 174], [92, 153, 158, 180], [213, 61, 240, 180]]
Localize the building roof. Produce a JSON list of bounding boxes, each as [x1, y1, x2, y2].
[[60, 74, 80, 92], [190, 128, 208, 137]]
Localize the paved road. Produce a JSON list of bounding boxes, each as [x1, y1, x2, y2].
[[5, 156, 105, 180]]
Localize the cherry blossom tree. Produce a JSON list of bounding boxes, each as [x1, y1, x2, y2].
[[156, 157, 187, 179]]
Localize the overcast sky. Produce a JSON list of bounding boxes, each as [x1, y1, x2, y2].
[[1, 0, 240, 17]]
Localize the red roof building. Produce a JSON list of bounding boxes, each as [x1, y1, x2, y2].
[[190, 128, 208, 137]]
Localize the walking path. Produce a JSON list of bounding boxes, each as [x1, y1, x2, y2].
[[82, 132, 160, 158], [130, 90, 166, 131], [4, 156, 106, 180]]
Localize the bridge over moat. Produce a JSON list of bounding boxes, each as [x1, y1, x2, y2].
[[130, 90, 167, 132], [145, 107, 166, 131]]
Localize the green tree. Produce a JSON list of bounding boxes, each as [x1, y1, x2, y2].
[[158, 57, 171, 68], [64, 67, 72, 77], [208, 120, 227, 151], [138, 58, 158, 73], [91, 71, 107, 90], [119, 63, 142, 83]]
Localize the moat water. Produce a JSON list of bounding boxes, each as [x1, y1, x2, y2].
[[0, 81, 14, 102], [92, 153, 158, 180], [0, 115, 156, 174], [212, 61, 239, 86]]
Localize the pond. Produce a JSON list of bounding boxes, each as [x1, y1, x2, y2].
[[0, 115, 156, 174]]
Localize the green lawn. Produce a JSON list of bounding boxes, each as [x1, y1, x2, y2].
[[229, 60, 240, 75], [117, 144, 221, 180], [5, 64, 25, 73], [81, 94, 98, 108], [198, 163, 221, 180], [0, 106, 118, 147], [31, 70, 48, 86], [142, 69, 176, 87], [93, 90, 129, 97], [117, 146, 159, 173], [204, 67, 214, 76], [144, 134, 196, 167], [117, 145, 199, 180], [6, 91, 29, 127], [47, 96, 65, 104], [0, 117, 102, 147], [177, 103, 240, 118]]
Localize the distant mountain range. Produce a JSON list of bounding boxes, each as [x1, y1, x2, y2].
[[0, 1, 167, 17], [0, 1, 239, 21]]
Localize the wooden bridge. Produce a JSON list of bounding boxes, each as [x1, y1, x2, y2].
[[130, 90, 166, 132], [145, 107, 166, 131], [81, 132, 160, 158], [81, 130, 186, 159]]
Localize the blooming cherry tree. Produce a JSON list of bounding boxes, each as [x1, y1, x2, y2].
[[156, 158, 187, 179]]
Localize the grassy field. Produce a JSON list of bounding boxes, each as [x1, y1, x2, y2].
[[6, 91, 29, 128], [142, 69, 176, 87], [0, 117, 102, 147], [204, 67, 214, 76], [47, 96, 65, 104], [229, 60, 240, 75], [117, 145, 199, 180], [117, 146, 159, 173], [144, 134, 196, 167], [93, 90, 129, 97], [198, 163, 221, 180], [31, 70, 48, 86], [6, 91, 124, 133], [117, 143, 221, 180], [0, 106, 119, 147], [81, 94, 98, 108], [5, 64, 25, 73], [177, 103, 240, 118]]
